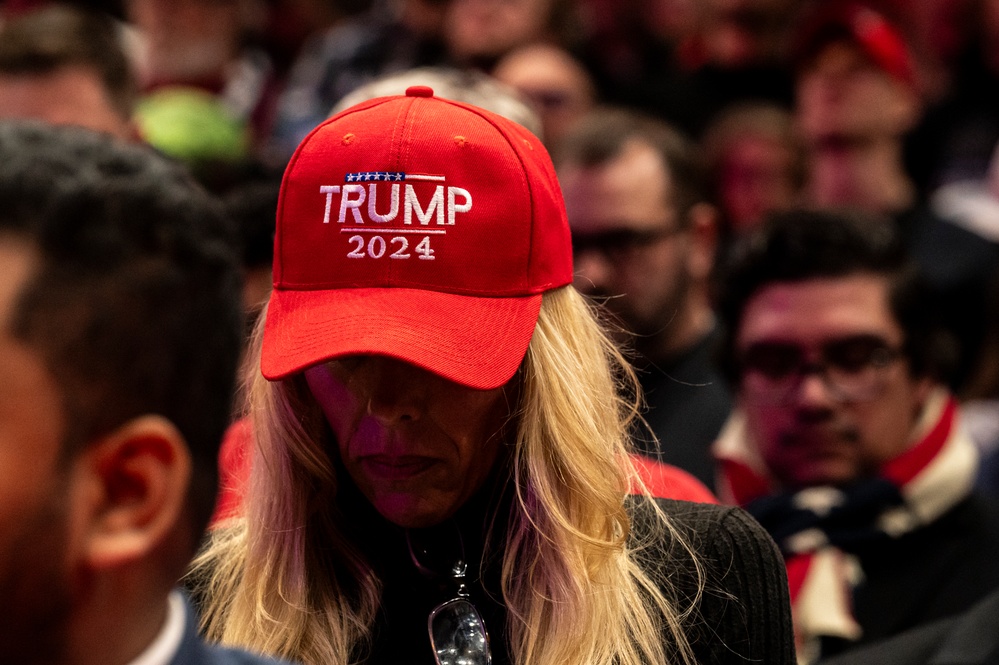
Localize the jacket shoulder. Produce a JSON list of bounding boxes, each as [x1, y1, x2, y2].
[[176, 641, 298, 665], [174, 594, 297, 665], [824, 581, 999, 664], [628, 497, 797, 665]]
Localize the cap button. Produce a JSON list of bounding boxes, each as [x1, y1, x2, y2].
[[406, 85, 434, 98]]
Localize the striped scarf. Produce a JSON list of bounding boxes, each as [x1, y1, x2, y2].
[[713, 389, 979, 664]]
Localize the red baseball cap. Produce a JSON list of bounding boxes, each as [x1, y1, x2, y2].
[[794, 2, 917, 88], [261, 86, 573, 389]]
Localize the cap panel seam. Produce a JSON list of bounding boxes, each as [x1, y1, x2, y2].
[[393, 96, 416, 169], [389, 97, 415, 284], [430, 97, 537, 289]]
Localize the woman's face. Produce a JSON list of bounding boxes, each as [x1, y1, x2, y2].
[[305, 356, 514, 528]]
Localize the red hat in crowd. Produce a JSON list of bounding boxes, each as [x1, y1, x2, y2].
[[261, 86, 573, 390], [793, 1, 918, 88]]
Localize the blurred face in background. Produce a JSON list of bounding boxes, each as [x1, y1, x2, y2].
[[717, 133, 799, 233], [796, 39, 918, 143], [445, 0, 554, 62], [560, 139, 693, 339], [125, 0, 247, 83], [699, 0, 794, 66], [735, 274, 931, 489], [492, 43, 594, 148], [0, 66, 134, 140]]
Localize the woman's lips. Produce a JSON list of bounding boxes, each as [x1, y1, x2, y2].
[[360, 455, 438, 481]]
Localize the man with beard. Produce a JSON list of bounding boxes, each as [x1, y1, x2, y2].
[[713, 209, 999, 664], [556, 107, 729, 490], [0, 122, 292, 665]]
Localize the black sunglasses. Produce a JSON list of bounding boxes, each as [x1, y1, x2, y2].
[[571, 226, 684, 262]]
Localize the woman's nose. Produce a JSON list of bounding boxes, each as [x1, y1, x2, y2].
[[355, 357, 429, 425]]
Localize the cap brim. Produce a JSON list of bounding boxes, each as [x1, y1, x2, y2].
[[261, 288, 541, 390]]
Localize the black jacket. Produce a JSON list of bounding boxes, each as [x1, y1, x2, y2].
[[847, 494, 999, 649], [352, 486, 796, 665], [820, 589, 999, 665]]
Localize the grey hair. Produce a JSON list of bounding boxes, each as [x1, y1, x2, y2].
[[331, 66, 544, 139]]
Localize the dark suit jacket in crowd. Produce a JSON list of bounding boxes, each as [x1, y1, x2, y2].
[[175, 595, 295, 665], [844, 494, 999, 649], [821, 589, 999, 665]]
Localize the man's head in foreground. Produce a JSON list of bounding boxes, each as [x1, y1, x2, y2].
[[0, 122, 242, 664]]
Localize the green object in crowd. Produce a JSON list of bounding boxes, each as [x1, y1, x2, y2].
[[136, 86, 249, 164]]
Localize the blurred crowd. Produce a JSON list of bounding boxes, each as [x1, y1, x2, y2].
[[0, 0, 994, 205], [0, 0, 994, 225], [2, 0, 999, 663]]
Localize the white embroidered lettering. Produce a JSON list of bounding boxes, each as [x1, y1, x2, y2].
[[367, 183, 400, 222], [367, 235, 387, 258], [320, 185, 341, 224], [447, 187, 472, 225], [329, 173, 464, 230], [404, 184, 444, 225], [347, 235, 365, 258], [390, 236, 410, 259], [339, 184, 366, 223], [416, 236, 435, 260], [343, 234, 435, 260]]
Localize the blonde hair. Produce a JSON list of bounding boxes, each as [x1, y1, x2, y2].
[[190, 285, 700, 665]]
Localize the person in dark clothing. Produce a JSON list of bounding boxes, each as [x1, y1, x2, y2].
[[791, 1, 999, 391], [266, 0, 450, 165], [819, 577, 999, 664], [555, 107, 731, 490], [0, 122, 290, 665], [190, 87, 795, 665], [713, 209, 999, 663]]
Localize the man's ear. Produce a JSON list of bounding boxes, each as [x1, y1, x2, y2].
[[686, 202, 720, 282], [77, 415, 191, 570]]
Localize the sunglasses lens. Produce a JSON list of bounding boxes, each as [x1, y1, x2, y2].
[[428, 598, 492, 665]]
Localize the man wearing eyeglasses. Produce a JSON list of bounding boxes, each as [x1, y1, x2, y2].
[[713, 208, 999, 664], [555, 106, 729, 491]]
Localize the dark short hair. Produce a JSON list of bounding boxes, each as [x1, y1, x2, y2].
[[0, 122, 243, 537], [716, 208, 954, 384], [0, 5, 137, 121], [554, 106, 708, 227], [223, 178, 280, 271]]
